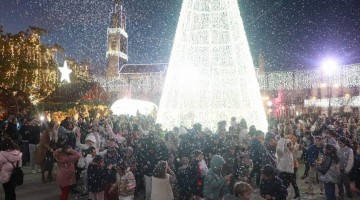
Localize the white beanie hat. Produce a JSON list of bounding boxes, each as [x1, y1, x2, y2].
[[86, 135, 96, 143]]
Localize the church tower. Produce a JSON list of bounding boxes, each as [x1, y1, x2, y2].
[[106, 0, 128, 78], [258, 49, 266, 74]]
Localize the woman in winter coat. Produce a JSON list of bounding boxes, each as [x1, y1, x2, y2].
[[151, 160, 175, 200], [317, 144, 341, 200], [35, 124, 56, 183], [0, 137, 22, 200], [54, 145, 81, 200], [87, 155, 107, 200], [110, 161, 136, 200]]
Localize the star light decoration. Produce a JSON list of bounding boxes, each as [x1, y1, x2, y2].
[[156, 0, 268, 132], [58, 61, 72, 83]]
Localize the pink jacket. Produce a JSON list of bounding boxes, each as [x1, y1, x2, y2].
[[54, 148, 80, 187], [0, 150, 22, 184]]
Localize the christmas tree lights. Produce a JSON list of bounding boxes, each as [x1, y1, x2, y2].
[[156, 0, 268, 131]]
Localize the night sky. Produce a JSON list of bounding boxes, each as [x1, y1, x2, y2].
[[1, 0, 360, 71]]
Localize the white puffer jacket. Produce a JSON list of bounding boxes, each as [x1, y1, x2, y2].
[[0, 150, 22, 184], [276, 138, 294, 174]]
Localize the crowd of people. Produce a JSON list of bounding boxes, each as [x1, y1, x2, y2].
[[0, 112, 360, 200]]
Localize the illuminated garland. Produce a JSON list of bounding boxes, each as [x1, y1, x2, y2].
[[95, 63, 360, 97], [304, 96, 360, 108], [258, 63, 360, 91]]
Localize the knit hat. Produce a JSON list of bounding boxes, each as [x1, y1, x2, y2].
[[85, 135, 96, 143]]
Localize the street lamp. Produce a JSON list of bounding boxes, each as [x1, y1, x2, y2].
[[321, 58, 338, 76], [321, 58, 338, 117]]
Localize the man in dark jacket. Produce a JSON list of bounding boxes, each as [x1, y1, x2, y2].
[[249, 130, 274, 186], [19, 118, 30, 165], [28, 118, 41, 173], [260, 164, 288, 200], [5, 117, 19, 143]]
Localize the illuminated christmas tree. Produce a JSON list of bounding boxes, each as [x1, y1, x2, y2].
[[156, 0, 268, 131]]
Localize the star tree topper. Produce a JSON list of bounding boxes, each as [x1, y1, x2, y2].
[[58, 61, 72, 83]]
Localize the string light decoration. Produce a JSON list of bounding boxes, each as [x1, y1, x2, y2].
[[156, 0, 268, 131], [258, 63, 360, 91], [0, 26, 59, 104], [304, 96, 360, 108]]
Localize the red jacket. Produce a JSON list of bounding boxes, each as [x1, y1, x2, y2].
[[0, 150, 22, 184], [54, 148, 80, 187]]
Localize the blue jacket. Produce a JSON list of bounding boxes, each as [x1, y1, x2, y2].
[[307, 144, 323, 166]]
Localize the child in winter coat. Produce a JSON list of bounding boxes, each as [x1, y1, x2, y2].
[[110, 161, 136, 200], [260, 164, 288, 200], [54, 145, 81, 200], [87, 155, 107, 200], [224, 181, 254, 200]]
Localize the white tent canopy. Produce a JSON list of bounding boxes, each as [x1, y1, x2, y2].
[[110, 99, 158, 116]]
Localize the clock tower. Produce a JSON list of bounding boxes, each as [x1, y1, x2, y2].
[[106, 0, 128, 78]]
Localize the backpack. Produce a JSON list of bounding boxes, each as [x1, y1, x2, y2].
[[9, 161, 24, 186]]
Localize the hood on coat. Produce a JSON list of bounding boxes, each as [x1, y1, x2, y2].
[[1, 150, 22, 163], [58, 126, 71, 139], [210, 155, 225, 173]]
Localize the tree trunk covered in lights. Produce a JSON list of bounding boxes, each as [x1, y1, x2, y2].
[[156, 0, 268, 131]]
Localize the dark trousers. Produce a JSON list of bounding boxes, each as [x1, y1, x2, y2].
[[3, 181, 16, 200], [279, 171, 300, 197], [324, 183, 336, 200], [303, 152, 310, 176], [178, 188, 192, 200], [21, 141, 30, 164], [250, 163, 262, 186], [337, 171, 352, 198], [291, 168, 300, 196]]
